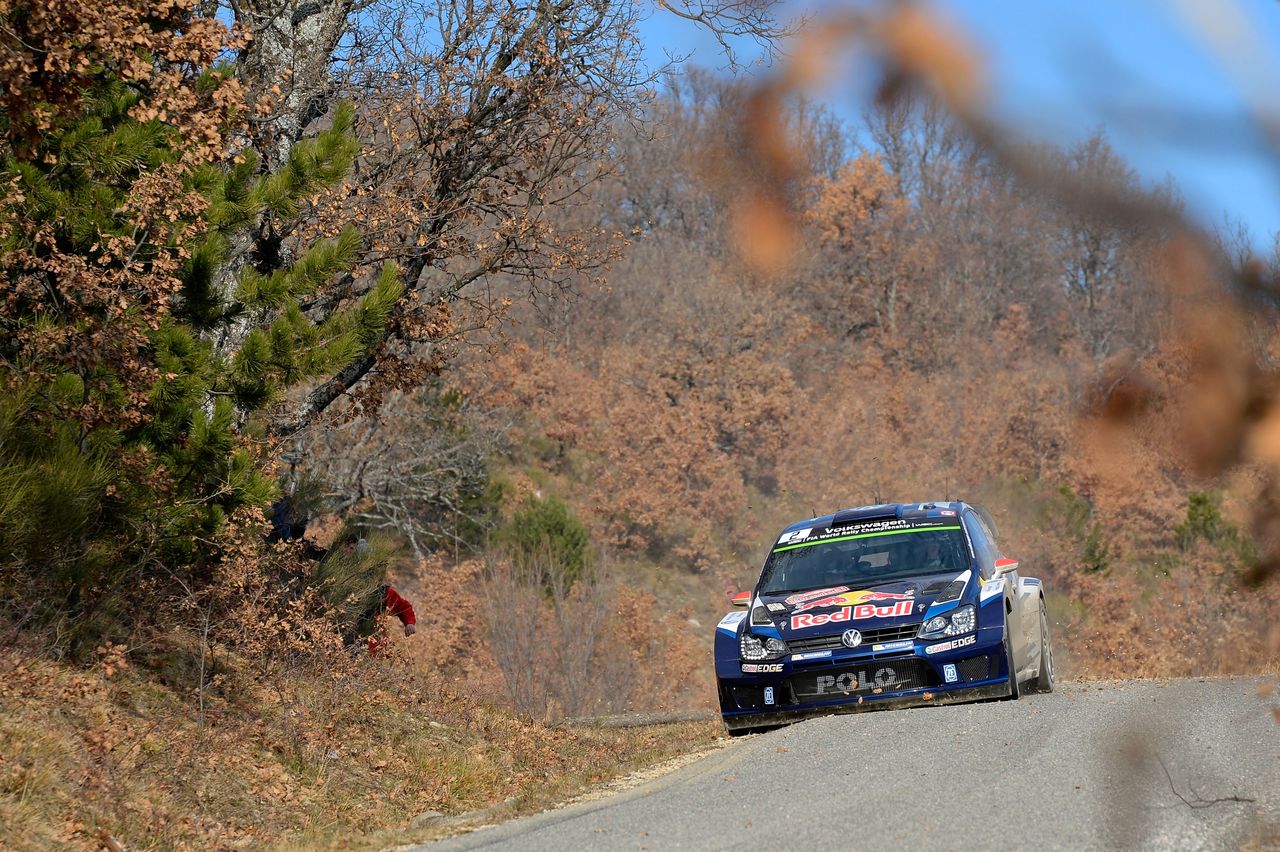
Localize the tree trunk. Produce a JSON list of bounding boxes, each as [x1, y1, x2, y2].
[[212, 0, 353, 362]]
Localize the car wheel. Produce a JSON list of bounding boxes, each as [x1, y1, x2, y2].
[[1034, 599, 1054, 693], [1003, 619, 1021, 700]]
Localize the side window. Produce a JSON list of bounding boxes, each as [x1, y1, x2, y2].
[[965, 511, 996, 579], [973, 505, 1003, 557], [979, 519, 1002, 559]]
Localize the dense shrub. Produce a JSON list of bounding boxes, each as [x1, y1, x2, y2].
[[500, 495, 591, 590], [1174, 491, 1256, 565]]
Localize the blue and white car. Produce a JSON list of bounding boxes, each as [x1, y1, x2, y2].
[[715, 501, 1053, 734]]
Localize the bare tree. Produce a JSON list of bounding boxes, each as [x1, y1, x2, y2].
[[303, 389, 507, 559], [1049, 133, 1171, 363], [478, 556, 548, 717], [478, 551, 623, 720], [211, 0, 798, 437]]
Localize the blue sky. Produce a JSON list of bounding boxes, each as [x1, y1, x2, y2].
[[636, 0, 1280, 248]]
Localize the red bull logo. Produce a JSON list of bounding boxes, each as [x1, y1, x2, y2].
[[789, 600, 913, 630], [791, 589, 914, 614]]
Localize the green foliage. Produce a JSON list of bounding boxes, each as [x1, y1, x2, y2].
[[976, 478, 1110, 574], [251, 102, 358, 220], [1055, 485, 1111, 574], [0, 70, 399, 645], [0, 392, 121, 588], [1174, 491, 1257, 565], [309, 529, 395, 641], [1174, 491, 1226, 549], [500, 495, 591, 591], [238, 228, 361, 312], [3, 81, 175, 259]]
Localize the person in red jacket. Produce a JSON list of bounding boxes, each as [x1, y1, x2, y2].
[[382, 585, 417, 637], [362, 584, 417, 655]]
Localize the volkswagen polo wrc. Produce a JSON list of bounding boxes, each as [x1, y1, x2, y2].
[[715, 501, 1053, 734]]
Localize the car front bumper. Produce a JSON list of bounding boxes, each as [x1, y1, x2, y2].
[[717, 627, 1010, 731]]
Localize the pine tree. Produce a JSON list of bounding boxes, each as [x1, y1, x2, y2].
[[0, 13, 400, 644]]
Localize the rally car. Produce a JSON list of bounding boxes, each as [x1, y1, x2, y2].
[[715, 501, 1053, 734]]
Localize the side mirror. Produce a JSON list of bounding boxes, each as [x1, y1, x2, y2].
[[730, 590, 751, 608], [993, 557, 1019, 578]]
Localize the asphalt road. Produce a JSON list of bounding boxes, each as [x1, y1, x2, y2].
[[421, 678, 1280, 851]]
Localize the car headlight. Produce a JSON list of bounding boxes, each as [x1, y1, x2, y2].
[[740, 633, 789, 661], [918, 605, 976, 640]]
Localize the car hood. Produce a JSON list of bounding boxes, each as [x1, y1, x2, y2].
[[753, 572, 973, 637]]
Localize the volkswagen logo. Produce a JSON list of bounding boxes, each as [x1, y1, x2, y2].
[[840, 628, 862, 648]]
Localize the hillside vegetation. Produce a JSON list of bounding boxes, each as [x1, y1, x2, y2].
[[466, 76, 1280, 683]]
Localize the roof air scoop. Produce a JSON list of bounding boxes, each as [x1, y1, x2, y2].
[[830, 505, 900, 527]]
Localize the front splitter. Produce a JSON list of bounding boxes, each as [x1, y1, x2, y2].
[[721, 680, 1012, 731]]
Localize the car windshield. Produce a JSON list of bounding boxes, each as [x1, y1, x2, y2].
[[758, 522, 970, 595]]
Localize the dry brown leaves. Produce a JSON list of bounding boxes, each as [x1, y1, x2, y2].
[[722, 4, 987, 278], [0, 0, 243, 158], [1, 0, 244, 432], [728, 3, 1280, 586]]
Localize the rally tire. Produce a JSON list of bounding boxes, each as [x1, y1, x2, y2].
[[1034, 599, 1054, 693], [1004, 621, 1021, 701]]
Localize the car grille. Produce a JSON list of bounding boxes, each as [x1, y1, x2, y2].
[[728, 685, 767, 710], [789, 658, 934, 701], [956, 654, 995, 682], [787, 622, 921, 654]]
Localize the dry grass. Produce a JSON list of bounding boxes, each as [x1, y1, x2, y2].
[[0, 645, 720, 850]]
